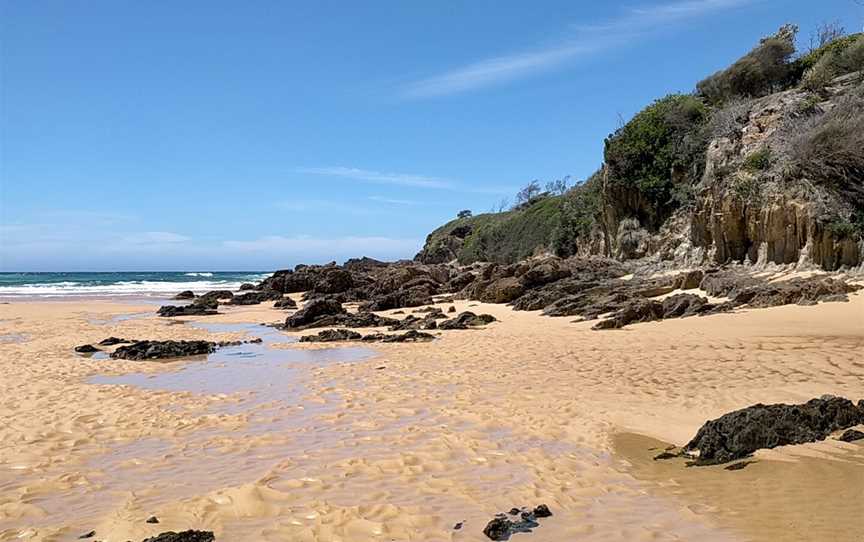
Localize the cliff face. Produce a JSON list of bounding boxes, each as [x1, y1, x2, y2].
[[417, 70, 864, 271]]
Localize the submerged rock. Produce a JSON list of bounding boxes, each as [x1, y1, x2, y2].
[[299, 329, 362, 342], [157, 304, 218, 317], [141, 531, 215, 542], [684, 396, 864, 464]]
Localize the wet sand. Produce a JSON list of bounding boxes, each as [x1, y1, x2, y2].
[[0, 290, 862, 541]]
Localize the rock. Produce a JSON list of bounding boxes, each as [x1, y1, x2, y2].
[[157, 304, 218, 317], [479, 277, 525, 304], [146, 515, 159, 524], [239, 283, 256, 291], [78, 531, 95, 539], [228, 290, 282, 305], [483, 517, 511, 541], [519, 259, 570, 288], [111, 340, 217, 361], [673, 270, 705, 290], [724, 461, 755, 471], [684, 396, 864, 464], [361, 330, 436, 343], [660, 293, 710, 318], [732, 277, 861, 308], [299, 329, 362, 342], [592, 300, 665, 330], [74, 344, 100, 353], [300, 311, 399, 330], [273, 298, 298, 309], [141, 531, 215, 542], [838, 429, 864, 442], [196, 290, 234, 304], [311, 268, 354, 294], [532, 504, 552, 518], [448, 306, 456, 313], [285, 298, 346, 329], [173, 290, 195, 300], [438, 311, 497, 330], [98, 337, 133, 346]]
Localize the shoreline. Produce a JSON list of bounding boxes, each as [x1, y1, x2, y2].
[[1, 287, 862, 541]]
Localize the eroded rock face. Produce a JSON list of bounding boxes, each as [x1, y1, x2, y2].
[[141, 531, 215, 542], [684, 396, 864, 464]]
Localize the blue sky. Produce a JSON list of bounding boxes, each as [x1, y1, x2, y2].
[[2, 0, 862, 271]]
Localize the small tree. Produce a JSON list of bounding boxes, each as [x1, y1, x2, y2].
[[457, 209, 472, 219], [492, 197, 510, 213], [545, 176, 570, 195], [514, 180, 542, 206], [810, 21, 845, 51]]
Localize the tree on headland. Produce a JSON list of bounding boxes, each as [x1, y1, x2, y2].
[[457, 209, 472, 219], [514, 180, 542, 206], [545, 176, 571, 195]]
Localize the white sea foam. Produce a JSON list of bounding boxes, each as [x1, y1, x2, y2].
[[184, 272, 214, 277], [0, 276, 270, 298]]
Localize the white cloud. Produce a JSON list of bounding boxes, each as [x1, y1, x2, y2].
[[403, 0, 753, 98], [297, 166, 453, 189]]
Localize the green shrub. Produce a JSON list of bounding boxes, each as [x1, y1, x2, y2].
[[603, 94, 708, 228], [801, 34, 864, 91], [697, 25, 798, 104], [551, 174, 602, 257], [743, 147, 773, 171], [731, 174, 762, 203]]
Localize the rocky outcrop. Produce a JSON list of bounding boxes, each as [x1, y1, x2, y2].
[[438, 311, 497, 330], [173, 290, 195, 300], [98, 337, 133, 346], [227, 290, 283, 305], [684, 396, 864, 464], [157, 304, 218, 317], [273, 297, 298, 310], [299, 329, 362, 342], [299, 329, 435, 343]]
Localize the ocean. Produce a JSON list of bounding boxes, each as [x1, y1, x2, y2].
[[0, 271, 271, 298]]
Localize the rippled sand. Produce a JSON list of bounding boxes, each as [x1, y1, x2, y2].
[[0, 290, 862, 541]]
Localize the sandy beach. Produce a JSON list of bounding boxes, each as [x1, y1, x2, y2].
[[1, 289, 862, 542]]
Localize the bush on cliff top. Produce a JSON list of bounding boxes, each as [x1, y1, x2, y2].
[[603, 93, 708, 228], [697, 25, 799, 104]]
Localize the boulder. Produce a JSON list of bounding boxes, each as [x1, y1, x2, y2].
[[74, 344, 100, 353], [173, 290, 195, 300], [438, 311, 496, 330], [196, 290, 234, 304], [228, 290, 282, 305], [274, 298, 298, 310], [311, 268, 354, 294], [684, 396, 864, 464], [674, 270, 705, 290], [238, 283, 256, 291], [479, 277, 525, 304], [285, 298, 346, 329]]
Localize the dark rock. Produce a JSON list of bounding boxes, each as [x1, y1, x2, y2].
[[196, 290, 234, 304], [653, 451, 679, 460], [483, 517, 511, 541], [146, 516, 160, 524], [453, 521, 463, 530], [532, 505, 552, 518], [141, 531, 215, 542], [311, 268, 354, 295], [79, 531, 95, 539], [239, 283, 256, 291], [438, 311, 496, 330], [361, 330, 436, 343], [157, 304, 218, 317], [299, 329, 362, 342], [479, 277, 525, 304], [285, 298, 346, 329], [684, 396, 864, 464], [448, 306, 456, 313], [660, 293, 710, 318], [838, 429, 864, 442], [724, 461, 755, 471], [274, 298, 298, 310], [304, 311, 399, 330], [173, 290, 195, 300], [111, 340, 217, 361], [228, 290, 282, 305], [98, 337, 133, 346], [74, 344, 100, 353], [674, 270, 705, 290], [732, 277, 861, 308], [592, 300, 665, 330]]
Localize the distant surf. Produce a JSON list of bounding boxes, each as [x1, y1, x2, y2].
[[0, 271, 270, 298]]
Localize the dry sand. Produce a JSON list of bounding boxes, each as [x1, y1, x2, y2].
[[0, 290, 862, 541]]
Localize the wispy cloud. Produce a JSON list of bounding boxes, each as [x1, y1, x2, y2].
[[297, 166, 513, 196], [368, 196, 419, 205], [403, 0, 753, 98], [297, 166, 453, 189], [121, 231, 191, 245]]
